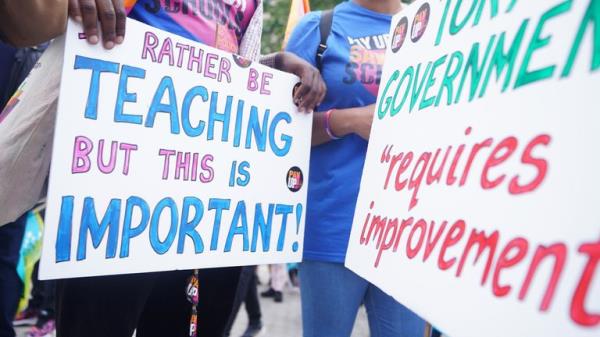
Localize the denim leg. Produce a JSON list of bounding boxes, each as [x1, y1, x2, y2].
[[364, 283, 425, 337], [299, 261, 368, 337]]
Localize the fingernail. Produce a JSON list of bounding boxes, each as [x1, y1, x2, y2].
[[75, 16, 82, 22], [116, 36, 124, 44], [88, 35, 99, 44], [104, 41, 114, 49]]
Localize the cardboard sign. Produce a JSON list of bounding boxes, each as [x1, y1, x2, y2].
[[40, 19, 311, 279], [346, 1, 600, 336]]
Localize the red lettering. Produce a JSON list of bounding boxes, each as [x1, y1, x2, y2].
[[384, 152, 404, 190], [406, 219, 427, 259], [395, 152, 414, 191], [509, 134, 550, 194], [408, 152, 431, 210], [456, 229, 499, 285], [423, 221, 448, 262], [518, 243, 566, 311], [438, 220, 466, 270], [427, 146, 451, 184], [360, 201, 375, 245], [446, 127, 471, 186], [375, 218, 399, 267], [570, 239, 600, 327], [393, 217, 414, 252], [493, 237, 529, 297], [482, 136, 518, 189], [460, 138, 493, 186]]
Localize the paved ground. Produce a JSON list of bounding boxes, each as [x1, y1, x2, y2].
[[229, 266, 369, 337], [16, 266, 370, 337]]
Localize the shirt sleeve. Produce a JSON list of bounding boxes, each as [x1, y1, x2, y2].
[[284, 11, 322, 67]]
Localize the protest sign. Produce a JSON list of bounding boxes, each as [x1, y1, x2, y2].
[[345, 1, 600, 336], [40, 19, 311, 280]]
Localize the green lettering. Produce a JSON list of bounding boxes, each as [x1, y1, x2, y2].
[[515, 0, 572, 89], [378, 70, 400, 120], [507, 0, 518, 13], [562, 0, 600, 77], [436, 51, 465, 107], [455, 35, 497, 104], [451, 0, 479, 35], [479, 19, 529, 97], [436, 0, 454, 46], [409, 62, 432, 112], [474, 0, 499, 27], [391, 67, 415, 116], [420, 55, 448, 110]]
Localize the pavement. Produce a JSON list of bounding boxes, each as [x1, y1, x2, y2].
[[229, 266, 370, 337]]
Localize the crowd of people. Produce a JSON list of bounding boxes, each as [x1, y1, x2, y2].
[[0, 1, 435, 337]]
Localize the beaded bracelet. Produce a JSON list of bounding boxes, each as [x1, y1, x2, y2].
[[325, 109, 341, 140]]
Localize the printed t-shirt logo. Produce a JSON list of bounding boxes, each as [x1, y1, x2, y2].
[[142, 0, 255, 53], [344, 34, 389, 96]]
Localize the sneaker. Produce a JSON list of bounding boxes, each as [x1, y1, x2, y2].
[[13, 308, 39, 327], [27, 319, 56, 337], [241, 323, 264, 337], [273, 291, 283, 303], [260, 288, 276, 298]]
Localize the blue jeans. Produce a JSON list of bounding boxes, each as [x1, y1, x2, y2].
[[300, 261, 425, 337]]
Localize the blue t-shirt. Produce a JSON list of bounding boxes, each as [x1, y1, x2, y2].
[[286, 1, 392, 263]]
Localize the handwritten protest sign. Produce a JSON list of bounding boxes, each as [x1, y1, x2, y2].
[[40, 19, 311, 280], [345, 1, 600, 336]]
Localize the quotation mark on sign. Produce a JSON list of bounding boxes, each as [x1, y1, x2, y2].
[[380, 145, 393, 163]]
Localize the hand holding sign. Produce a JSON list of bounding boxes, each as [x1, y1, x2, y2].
[[68, 0, 127, 49]]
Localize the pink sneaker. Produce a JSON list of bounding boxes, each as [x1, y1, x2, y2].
[[27, 319, 56, 337]]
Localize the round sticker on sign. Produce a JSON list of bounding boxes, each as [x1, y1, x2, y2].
[[286, 167, 304, 192], [391, 16, 409, 53], [411, 3, 431, 43]]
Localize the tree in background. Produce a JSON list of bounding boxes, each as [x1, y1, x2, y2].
[[262, 0, 414, 54], [262, 0, 341, 54]]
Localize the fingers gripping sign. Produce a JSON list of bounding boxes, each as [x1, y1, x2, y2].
[[69, 0, 126, 49]]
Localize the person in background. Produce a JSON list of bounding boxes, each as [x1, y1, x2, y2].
[[286, 1, 425, 336], [0, 2, 69, 336], [260, 264, 288, 303], [0, 42, 51, 337], [25, 262, 57, 337], [55, 2, 325, 337], [225, 266, 263, 337]]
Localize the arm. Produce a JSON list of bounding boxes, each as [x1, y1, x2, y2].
[[0, 0, 68, 47], [260, 52, 326, 113], [312, 104, 375, 146]]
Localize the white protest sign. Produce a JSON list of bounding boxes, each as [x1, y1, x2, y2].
[[40, 19, 311, 280], [346, 1, 600, 336]]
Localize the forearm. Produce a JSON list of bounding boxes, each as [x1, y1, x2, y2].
[[0, 0, 68, 47], [311, 108, 354, 147], [259, 52, 284, 70]]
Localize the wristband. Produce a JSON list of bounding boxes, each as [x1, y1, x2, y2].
[[325, 109, 341, 140]]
